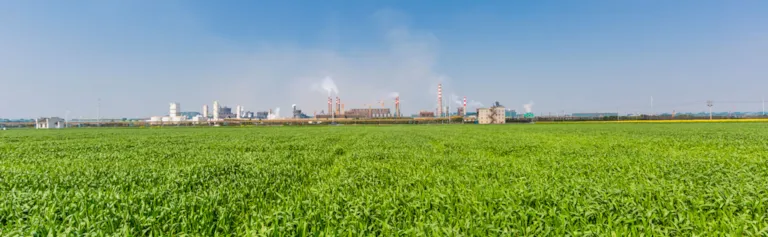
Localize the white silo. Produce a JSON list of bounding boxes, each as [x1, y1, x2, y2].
[[170, 102, 181, 118], [236, 105, 243, 119], [203, 105, 209, 118], [213, 101, 220, 120]]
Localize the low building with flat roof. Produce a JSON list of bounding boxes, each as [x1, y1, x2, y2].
[[35, 117, 65, 129]]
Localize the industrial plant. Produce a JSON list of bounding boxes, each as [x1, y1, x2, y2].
[[10, 82, 538, 129], [8, 80, 765, 129]]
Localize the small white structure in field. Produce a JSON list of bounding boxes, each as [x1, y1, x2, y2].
[[36, 117, 66, 129]]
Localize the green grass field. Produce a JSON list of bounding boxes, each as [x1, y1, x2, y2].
[[1, 124, 767, 235]]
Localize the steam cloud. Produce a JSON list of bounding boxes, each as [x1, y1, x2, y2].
[[388, 92, 400, 98], [468, 101, 483, 107], [311, 76, 340, 97], [524, 101, 534, 113], [268, 107, 281, 120], [322, 76, 339, 96], [451, 93, 462, 106]]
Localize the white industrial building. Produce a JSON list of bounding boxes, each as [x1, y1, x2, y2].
[[147, 103, 190, 124], [35, 117, 66, 129], [169, 102, 181, 118], [477, 106, 506, 124]]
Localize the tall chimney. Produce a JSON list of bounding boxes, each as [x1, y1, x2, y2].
[[328, 97, 332, 115], [395, 96, 400, 118], [336, 97, 341, 115], [463, 96, 467, 116], [437, 84, 443, 117], [341, 104, 345, 115]]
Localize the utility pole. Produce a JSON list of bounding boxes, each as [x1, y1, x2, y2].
[[65, 110, 70, 128], [651, 96, 654, 116], [97, 98, 101, 127], [707, 100, 713, 120]]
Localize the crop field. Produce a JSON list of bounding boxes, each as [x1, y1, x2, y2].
[[1, 123, 768, 235]]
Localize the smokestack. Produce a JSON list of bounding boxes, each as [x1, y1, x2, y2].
[[341, 104, 345, 115], [328, 97, 332, 115], [395, 96, 400, 118], [203, 104, 209, 118], [336, 97, 341, 116], [437, 84, 443, 117], [463, 96, 467, 116]]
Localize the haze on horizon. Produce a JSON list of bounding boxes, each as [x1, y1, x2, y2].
[[1, 0, 766, 119]]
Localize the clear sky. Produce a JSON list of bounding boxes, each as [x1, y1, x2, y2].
[[1, 0, 766, 118]]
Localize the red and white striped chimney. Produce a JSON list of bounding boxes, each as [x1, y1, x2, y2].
[[463, 96, 467, 116], [336, 97, 340, 115], [437, 84, 442, 117], [395, 96, 400, 118]]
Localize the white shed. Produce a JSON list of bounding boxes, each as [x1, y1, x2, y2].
[[36, 117, 66, 129]]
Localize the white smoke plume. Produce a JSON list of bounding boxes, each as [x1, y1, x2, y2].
[[388, 92, 400, 98], [469, 100, 484, 107], [267, 107, 281, 120], [311, 76, 339, 96], [451, 93, 462, 106], [523, 101, 534, 113]]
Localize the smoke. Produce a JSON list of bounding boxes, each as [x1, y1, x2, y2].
[[469, 100, 484, 107], [291, 104, 296, 108], [388, 92, 400, 98], [451, 93, 462, 106], [523, 101, 534, 113], [320, 76, 339, 96], [267, 107, 281, 120]]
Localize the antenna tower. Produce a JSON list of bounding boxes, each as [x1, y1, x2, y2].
[[707, 100, 713, 120]]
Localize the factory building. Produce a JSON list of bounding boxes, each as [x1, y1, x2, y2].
[[169, 103, 181, 118], [219, 107, 235, 119], [477, 102, 506, 124], [292, 105, 310, 118], [35, 117, 65, 129], [419, 111, 435, 117], [506, 110, 517, 118], [255, 111, 269, 119], [147, 103, 191, 124], [346, 108, 391, 118]]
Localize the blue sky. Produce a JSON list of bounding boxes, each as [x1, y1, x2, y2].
[[1, 0, 766, 118]]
